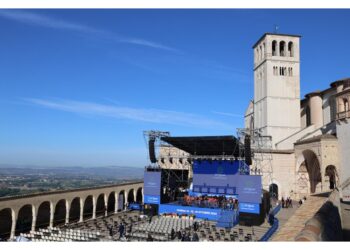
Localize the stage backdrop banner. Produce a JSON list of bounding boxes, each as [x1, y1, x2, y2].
[[144, 171, 161, 196], [193, 160, 240, 175], [236, 175, 262, 203], [159, 204, 222, 220], [144, 171, 161, 204], [192, 160, 240, 190]]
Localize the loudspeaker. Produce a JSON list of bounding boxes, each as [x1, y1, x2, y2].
[[244, 135, 252, 165], [149, 138, 157, 163]]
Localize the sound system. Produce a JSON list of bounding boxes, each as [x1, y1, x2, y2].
[[244, 135, 252, 165], [149, 138, 157, 163]]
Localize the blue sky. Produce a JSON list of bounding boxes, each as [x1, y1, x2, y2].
[[0, 9, 349, 167]]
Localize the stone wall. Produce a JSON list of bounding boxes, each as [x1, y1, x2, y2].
[[295, 190, 343, 241]]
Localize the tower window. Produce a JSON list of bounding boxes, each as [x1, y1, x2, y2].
[[288, 42, 294, 57], [279, 41, 286, 57], [272, 40, 277, 56]]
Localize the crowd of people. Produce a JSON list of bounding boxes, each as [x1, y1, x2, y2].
[[182, 195, 238, 210], [281, 197, 293, 208]]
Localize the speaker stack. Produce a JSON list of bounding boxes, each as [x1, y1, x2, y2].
[[148, 138, 157, 163], [244, 135, 252, 166]]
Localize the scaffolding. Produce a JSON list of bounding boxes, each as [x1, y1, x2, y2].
[[237, 128, 273, 190]]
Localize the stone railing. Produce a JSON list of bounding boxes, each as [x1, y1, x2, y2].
[[337, 110, 350, 120], [295, 189, 343, 241]]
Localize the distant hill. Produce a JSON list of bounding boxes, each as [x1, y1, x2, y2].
[[0, 165, 144, 180]]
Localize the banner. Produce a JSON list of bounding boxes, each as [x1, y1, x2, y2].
[[239, 202, 260, 214], [236, 175, 262, 203], [144, 171, 161, 196], [159, 204, 222, 220], [144, 195, 160, 204]]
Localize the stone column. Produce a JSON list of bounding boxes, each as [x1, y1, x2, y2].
[[124, 190, 128, 211], [10, 210, 17, 239], [92, 196, 96, 219], [114, 192, 119, 213], [104, 194, 108, 217], [49, 202, 54, 228], [79, 198, 84, 222], [31, 205, 37, 232], [133, 189, 137, 203], [142, 188, 144, 203], [65, 200, 70, 224]]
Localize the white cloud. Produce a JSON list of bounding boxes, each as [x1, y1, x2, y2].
[[0, 10, 179, 52], [212, 111, 242, 118], [24, 98, 233, 130]]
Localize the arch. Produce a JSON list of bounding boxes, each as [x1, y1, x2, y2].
[[259, 45, 263, 60], [117, 190, 125, 211], [288, 41, 294, 57], [95, 193, 106, 218], [53, 199, 66, 227], [36, 201, 51, 230], [0, 208, 13, 240], [279, 41, 286, 56], [83, 195, 93, 220], [272, 40, 277, 56], [127, 189, 135, 203], [69, 197, 81, 223], [344, 98, 349, 112], [107, 192, 116, 214], [325, 165, 338, 190], [136, 188, 143, 203], [15, 204, 33, 235], [299, 150, 322, 194], [269, 183, 279, 199]]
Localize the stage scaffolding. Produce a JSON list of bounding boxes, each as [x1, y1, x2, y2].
[[236, 128, 273, 190]]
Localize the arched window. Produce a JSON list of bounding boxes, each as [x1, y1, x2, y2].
[[280, 41, 286, 56], [290, 67, 293, 76], [272, 40, 277, 56], [344, 99, 349, 112], [259, 45, 263, 60], [257, 48, 260, 61], [288, 42, 294, 57], [263, 42, 266, 56]]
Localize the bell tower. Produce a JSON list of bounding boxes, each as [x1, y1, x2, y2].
[[253, 33, 301, 149]]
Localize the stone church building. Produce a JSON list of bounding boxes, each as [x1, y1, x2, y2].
[[245, 33, 350, 200]]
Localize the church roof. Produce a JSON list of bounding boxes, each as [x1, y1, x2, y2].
[[252, 33, 302, 48], [294, 134, 337, 145]]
